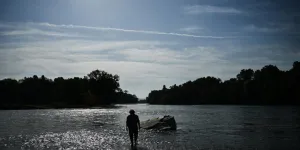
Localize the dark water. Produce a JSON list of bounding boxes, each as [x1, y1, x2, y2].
[[0, 105, 300, 150]]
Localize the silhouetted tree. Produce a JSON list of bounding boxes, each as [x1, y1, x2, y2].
[[116, 90, 138, 104], [0, 69, 137, 109], [87, 70, 120, 105], [146, 61, 300, 105], [162, 85, 167, 91], [237, 69, 254, 81]]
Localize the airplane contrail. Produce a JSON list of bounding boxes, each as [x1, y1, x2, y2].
[[38, 22, 229, 39]]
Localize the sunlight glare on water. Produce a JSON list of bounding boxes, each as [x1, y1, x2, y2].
[[23, 130, 128, 149], [0, 104, 300, 150]]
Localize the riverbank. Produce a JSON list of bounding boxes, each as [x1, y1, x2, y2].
[[0, 104, 125, 110]]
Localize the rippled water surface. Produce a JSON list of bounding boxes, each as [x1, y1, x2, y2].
[[0, 105, 300, 150]]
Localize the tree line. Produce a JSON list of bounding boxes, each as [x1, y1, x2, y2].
[[146, 61, 300, 105], [0, 70, 138, 109]]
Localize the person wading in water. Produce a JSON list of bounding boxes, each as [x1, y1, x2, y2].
[[126, 109, 140, 147]]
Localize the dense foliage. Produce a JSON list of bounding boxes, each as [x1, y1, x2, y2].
[[146, 61, 300, 105], [0, 70, 138, 109]]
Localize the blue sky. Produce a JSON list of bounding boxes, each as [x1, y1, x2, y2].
[[0, 0, 299, 98]]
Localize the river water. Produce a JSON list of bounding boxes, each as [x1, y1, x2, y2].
[[0, 104, 300, 150]]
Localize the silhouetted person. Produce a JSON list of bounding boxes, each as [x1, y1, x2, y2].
[[126, 109, 140, 147]]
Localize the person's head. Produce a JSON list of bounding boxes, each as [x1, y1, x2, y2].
[[129, 109, 135, 115]]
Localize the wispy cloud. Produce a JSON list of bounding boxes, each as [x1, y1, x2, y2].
[[0, 40, 168, 77], [0, 36, 295, 97], [180, 26, 203, 33], [184, 5, 242, 14], [243, 24, 289, 33], [0, 22, 237, 39], [0, 21, 296, 97], [1, 28, 81, 37], [36, 22, 227, 39], [0, 38, 230, 97]]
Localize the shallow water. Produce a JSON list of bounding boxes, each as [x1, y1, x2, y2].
[[0, 104, 300, 150]]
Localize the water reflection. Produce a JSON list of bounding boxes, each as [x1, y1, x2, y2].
[[0, 105, 300, 149]]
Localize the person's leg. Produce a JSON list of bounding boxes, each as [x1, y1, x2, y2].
[[134, 130, 138, 145], [129, 130, 133, 146]]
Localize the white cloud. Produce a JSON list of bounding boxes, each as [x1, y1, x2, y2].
[[0, 21, 296, 98], [180, 26, 203, 33], [1, 28, 82, 37], [1, 38, 293, 97], [243, 24, 289, 33], [31, 22, 227, 39], [184, 5, 242, 14], [0, 22, 238, 40], [117, 48, 186, 64], [0, 37, 234, 97]]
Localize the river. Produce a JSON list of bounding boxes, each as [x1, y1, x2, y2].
[[0, 104, 300, 150]]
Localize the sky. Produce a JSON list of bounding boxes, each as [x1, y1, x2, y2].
[[0, 0, 299, 98]]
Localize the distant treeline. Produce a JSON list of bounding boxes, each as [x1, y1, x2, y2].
[[0, 70, 138, 109], [146, 61, 300, 105]]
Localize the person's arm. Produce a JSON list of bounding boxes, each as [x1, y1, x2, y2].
[[137, 116, 141, 130]]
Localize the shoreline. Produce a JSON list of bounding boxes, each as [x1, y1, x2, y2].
[[0, 104, 126, 110], [1, 103, 299, 110]]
